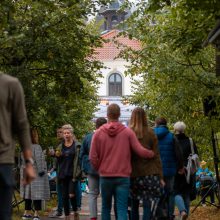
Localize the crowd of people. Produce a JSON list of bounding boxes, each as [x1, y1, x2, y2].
[[0, 73, 216, 220]]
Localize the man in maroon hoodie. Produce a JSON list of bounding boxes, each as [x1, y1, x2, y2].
[[89, 103, 155, 220]]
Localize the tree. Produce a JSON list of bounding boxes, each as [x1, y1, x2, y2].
[[121, 0, 220, 161], [0, 0, 110, 145]]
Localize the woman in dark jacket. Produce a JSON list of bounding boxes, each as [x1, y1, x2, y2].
[[173, 121, 198, 220]]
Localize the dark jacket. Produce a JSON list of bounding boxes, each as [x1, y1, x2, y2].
[[154, 126, 183, 177], [174, 133, 198, 194], [79, 132, 98, 176]]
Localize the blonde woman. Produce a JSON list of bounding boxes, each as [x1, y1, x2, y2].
[[129, 107, 164, 220], [56, 124, 80, 220]]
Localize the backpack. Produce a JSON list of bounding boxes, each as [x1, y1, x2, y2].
[[186, 138, 200, 183]]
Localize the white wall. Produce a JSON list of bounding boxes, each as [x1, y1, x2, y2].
[[97, 60, 135, 96]]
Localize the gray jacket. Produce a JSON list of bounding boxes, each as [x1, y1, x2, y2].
[[0, 73, 31, 164]]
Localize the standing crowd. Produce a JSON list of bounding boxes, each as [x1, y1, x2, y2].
[[0, 73, 203, 220], [45, 103, 199, 220]]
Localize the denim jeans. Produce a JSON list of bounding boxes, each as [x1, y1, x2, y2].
[[131, 199, 151, 220], [175, 194, 190, 215], [88, 174, 100, 218], [0, 164, 14, 220], [56, 180, 63, 213], [164, 176, 175, 219], [75, 180, 82, 209], [100, 177, 130, 220]]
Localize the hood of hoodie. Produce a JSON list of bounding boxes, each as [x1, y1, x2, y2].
[[154, 126, 170, 140], [100, 121, 126, 137]]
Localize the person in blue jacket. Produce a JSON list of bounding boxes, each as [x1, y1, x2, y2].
[[196, 160, 215, 206], [154, 117, 184, 220], [79, 117, 107, 220]]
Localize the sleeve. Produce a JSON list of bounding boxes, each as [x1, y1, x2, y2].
[[79, 135, 88, 167], [35, 145, 46, 176], [89, 132, 100, 170], [151, 133, 163, 179], [129, 129, 155, 158], [11, 79, 31, 151]]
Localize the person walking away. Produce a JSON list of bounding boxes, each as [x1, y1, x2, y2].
[[89, 103, 155, 220], [154, 117, 184, 220], [129, 107, 164, 220], [173, 121, 199, 220], [0, 73, 36, 220], [20, 128, 50, 220], [57, 124, 80, 220], [80, 117, 107, 220]]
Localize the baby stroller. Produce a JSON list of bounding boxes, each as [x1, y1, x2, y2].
[[151, 188, 169, 220]]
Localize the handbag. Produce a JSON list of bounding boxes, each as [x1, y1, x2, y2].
[[186, 138, 200, 184]]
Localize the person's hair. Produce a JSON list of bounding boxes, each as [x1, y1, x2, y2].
[[155, 117, 167, 126], [62, 124, 74, 134], [173, 121, 186, 133], [129, 107, 148, 139], [30, 128, 39, 144], [96, 117, 107, 129], [107, 103, 120, 120]]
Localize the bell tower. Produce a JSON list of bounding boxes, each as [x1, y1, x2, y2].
[[98, 0, 129, 32]]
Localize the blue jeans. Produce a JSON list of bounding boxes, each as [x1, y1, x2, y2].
[[175, 194, 190, 215], [164, 176, 175, 219], [131, 199, 151, 220], [100, 177, 130, 220], [75, 180, 82, 208], [0, 164, 14, 220]]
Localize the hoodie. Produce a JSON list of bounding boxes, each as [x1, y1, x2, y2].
[[154, 126, 178, 176], [89, 121, 155, 177]]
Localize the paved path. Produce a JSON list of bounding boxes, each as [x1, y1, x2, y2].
[[41, 193, 117, 220]]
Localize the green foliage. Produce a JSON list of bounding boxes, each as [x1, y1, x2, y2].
[[0, 0, 110, 146], [122, 0, 220, 164]]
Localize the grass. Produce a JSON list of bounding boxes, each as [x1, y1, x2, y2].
[[12, 192, 57, 220]]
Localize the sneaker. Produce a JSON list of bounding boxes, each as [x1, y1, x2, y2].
[[22, 214, 32, 220], [33, 216, 40, 220], [202, 203, 206, 207], [180, 211, 188, 220], [49, 211, 63, 218]]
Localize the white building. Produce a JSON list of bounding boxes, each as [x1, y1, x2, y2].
[[93, 1, 140, 124]]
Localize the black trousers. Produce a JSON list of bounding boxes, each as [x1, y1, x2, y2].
[[61, 176, 77, 216], [25, 199, 42, 211], [0, 164, 14, 220]]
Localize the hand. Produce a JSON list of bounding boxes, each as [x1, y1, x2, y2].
[[38, 171, 45, 177], [55, 150, 61, 157], [178, 167, 185, 175], [160, 179, 165, 187], [22, 164, 36, 185]]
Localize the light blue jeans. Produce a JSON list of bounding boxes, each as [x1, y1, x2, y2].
[[175, 194, 190, 215], [88, 174, 100, 218], [100, 177, 130, 220]]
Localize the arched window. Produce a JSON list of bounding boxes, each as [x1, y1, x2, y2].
[[109, 73, 122, 96]]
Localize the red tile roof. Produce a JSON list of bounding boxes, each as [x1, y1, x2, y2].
[[93, 29, 141, 61]]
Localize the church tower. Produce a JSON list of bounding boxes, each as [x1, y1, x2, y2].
[[97, 0, 129, 32]]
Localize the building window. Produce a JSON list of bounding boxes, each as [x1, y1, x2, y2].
[[109, 73, 122, 96]]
